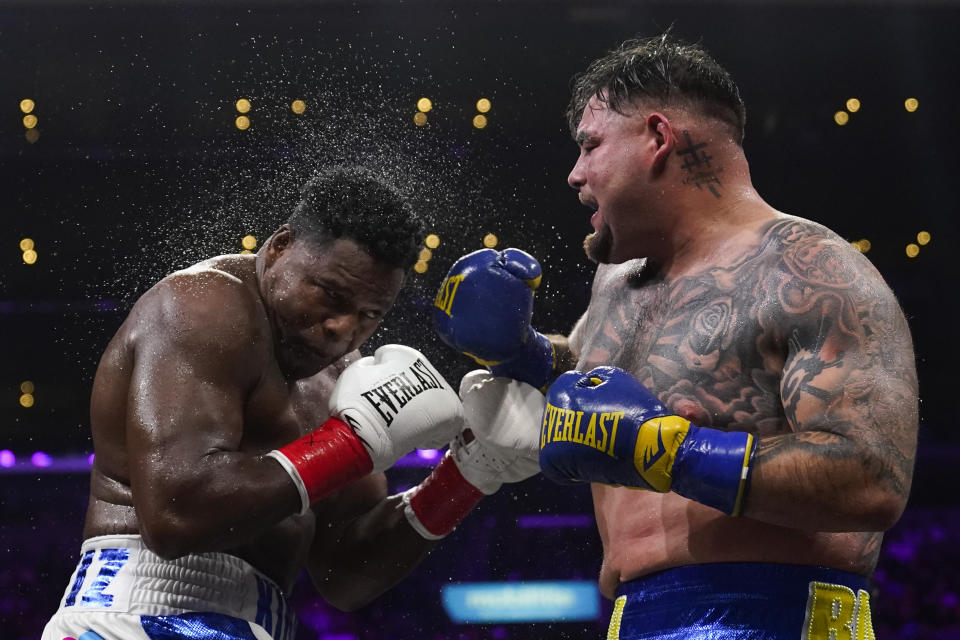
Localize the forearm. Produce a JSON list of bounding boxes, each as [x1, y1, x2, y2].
[[137, 452, 302, 558], [741, 429, 913, 532], [545, 333, 578, 376], [308, 494, 436, 611]]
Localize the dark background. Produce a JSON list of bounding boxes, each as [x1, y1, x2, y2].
[[1, 1, 958, 638]]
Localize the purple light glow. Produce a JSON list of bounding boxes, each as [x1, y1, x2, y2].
[[31, 451, 52, 468], [0, 450, 15, 468], [517, 514, 594, 529], [88, 453, 96, 466], [416, 448, 440, 461]]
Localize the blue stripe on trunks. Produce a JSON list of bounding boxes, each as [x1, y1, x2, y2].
[[140, 612, 260, 640], [613, 562, 871, 640]]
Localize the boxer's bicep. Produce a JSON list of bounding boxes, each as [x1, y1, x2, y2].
[[748, 251, 918, 530], [122, 277, 287, 555]]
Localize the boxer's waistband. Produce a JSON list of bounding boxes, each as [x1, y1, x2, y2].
[[616, 562, 870, 600], [55, 534, 294, 631], [610, 563, 875, 640]]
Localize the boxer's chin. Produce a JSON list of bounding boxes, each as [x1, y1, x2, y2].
[[584, 227, 613, 264]]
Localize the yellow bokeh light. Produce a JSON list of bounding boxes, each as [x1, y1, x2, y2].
[[846, 98, 861, 113], [417, 97, 432, 113], [904, 98, 919, 113], [424, 234, 440, 249], [857, 239, 871, 253], [19, 393, 34, 408], [241, 235, 257, 250], [19, 238, 34, 251], [236, 98, 251, 113], [905, 243, 920, 258], [25, 129, 39, 144], [239, 249, 252, 255], [235, 116, 251, 130], [419, 248, 433, 262], [23, 249, 37, 264], [413, 112, 428, 127], [291, 100, 306, 115], [413, 260, 429, 274], [23, 114, 38, 129], [473, 114, 488, 129], [20, 99, 35, 114], [833, 111, 849, 126], [483, 233, 498, 248], [917, 231, 931, 245], [20, 381, 34, 394], [476, 98, 491, 113]]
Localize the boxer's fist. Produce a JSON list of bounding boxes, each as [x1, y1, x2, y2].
[[433, 248, 554, 388], [450, 371, 544, 494], [540, 366, 756, 515], [330, 344, 463, 472]]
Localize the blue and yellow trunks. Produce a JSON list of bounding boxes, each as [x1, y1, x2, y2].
[[607, 562, 875, 640]]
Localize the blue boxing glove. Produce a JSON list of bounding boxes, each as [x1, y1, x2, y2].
[[540, 367, 756, 516], [434, 248, 555, 389]]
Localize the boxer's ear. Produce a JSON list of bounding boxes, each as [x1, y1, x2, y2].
[[264, 225, 292, 267]]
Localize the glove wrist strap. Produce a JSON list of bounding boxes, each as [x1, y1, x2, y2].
[[402, 451, 485, 539], [671, 425, 756, 516], [490, 327, 555, 390], [267, 418, 374, 516]]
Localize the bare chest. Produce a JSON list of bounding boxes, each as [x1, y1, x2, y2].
[[242, 368, 339, 453], [577, 269, 788, 433]]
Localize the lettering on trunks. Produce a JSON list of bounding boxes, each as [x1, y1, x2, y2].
[[540, 402, 623, 457], [360, 358, 444, 425]]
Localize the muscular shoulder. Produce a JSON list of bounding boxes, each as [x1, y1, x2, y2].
[[128, 259, 268, 356], [754, 215, 902, 346]]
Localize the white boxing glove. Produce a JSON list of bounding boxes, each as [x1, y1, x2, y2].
[[329, 344, 463, 472], [458, 369, 543, 465], [267, 344, 463, 516], [398, 370, 545, 540]]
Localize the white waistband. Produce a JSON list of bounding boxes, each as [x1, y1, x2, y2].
[[56, 534, 293, 630]]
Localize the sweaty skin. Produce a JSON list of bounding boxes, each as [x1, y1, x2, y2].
[[83, 235, 434, 610], [569, 215, 918, 599], [561, 94, 918, 600]]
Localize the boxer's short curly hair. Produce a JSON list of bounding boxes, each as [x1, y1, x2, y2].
[[288, 166, 423, 269], [567, 31, 746, 145]]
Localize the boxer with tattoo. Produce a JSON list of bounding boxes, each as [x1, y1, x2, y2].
[[436, 33, 917, 639]]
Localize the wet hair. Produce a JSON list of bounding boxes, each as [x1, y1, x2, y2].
[[567, 31, 746, 145], [287, 166, 423, 269]]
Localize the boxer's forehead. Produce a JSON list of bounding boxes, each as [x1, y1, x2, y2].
[[292, 236, 404, 301]]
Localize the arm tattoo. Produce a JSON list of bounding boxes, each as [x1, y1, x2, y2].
[[578, 219, 918, 504]]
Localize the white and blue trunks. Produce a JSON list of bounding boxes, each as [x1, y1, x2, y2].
[[41, 535, 296, 640]]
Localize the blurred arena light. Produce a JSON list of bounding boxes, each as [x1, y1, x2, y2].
[[846, 98, 861, 113], [441, 581, 600, 623], [476, 98, 491, 113], [834, 111, 849, 126], [417, 97, 432, 113], [413, 111, 428, 127], [291, 99, 306, 114], [905, 98, 919, 112], [482, 233, 498, 248], [473, 114, 488, 129], [917, 231, 931, 245], [424, 233, 440, 249], [20, 98, 35, 114]]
